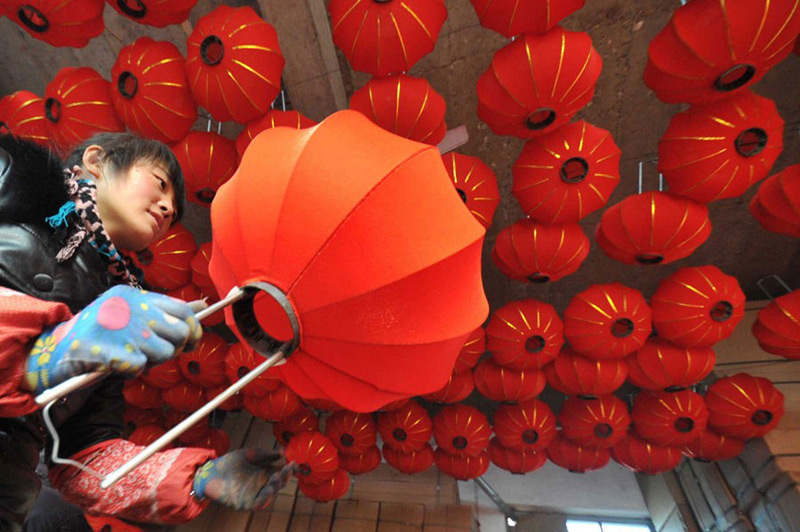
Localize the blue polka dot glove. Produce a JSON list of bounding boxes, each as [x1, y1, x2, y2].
[[25, 285, 203, 394]]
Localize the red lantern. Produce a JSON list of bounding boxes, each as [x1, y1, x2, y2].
[[111, 37, 196, 143], [477, 28, 602, 139], [328, 0, 447, 76], [564, 283, 651, 360], [644, 0, 800, 105], [44, 67, 124, 154], [304, 397, 345, 412], [171, 131, 238, 207], [420, 370, 474, 404], [488, 437, 546, 474], [128, 425, 170, 448], [161, 381, 205, 413], [682, 429, 744, 462], [325, 411, 377, 456], [441, 152, 500, 229], [124, 406, 163, 435], [750, 165, 800, 238], [513, 121, 621, 223], [752, 290, 800, 359], [595, 192, 711, 266], [273, 406, 318, 447], [434, 449, 488, 480], [130, 222, 197, 291], [631, 389, 708, 447], [469, 0, 585, 38], [658, 91, 783, 203], [611, 431, 682, 475], [560, 395, 630, 449], [377, 398, 411, 412], [705, 373, 784, 439], [350, 75, 446, 145], [0, 91, 52, 147], [164, 409, 209, 444], [209, 110, 488, 412], [247, 384, 302, 422], [651, 266, 746, 347], [453, 327, 485, 374], [167, 283, 222, 328], [377, 401, 433, 453], [190, 242, 217, 297], [432, 404, 491, 457], [122, 379, 162, 410], [177, 332, 229, 388], [546, 433, 610, 473], [204, 384, 243, 411], [339, 445, 381, 475], [223, 343, 282, 397], [105, 0, 197, 27], [191, 428, 230, 456], [474, 358, 546, 403], [285, 431, 339, 485], [383, 442, 434, 475], [625, 338, 716, 391], [492, 219, 589, 283], [140, 358, 182, 389], [186, 5, 285, 123], [5, 0, 104, 48], [298, 468, 350, 502], [236, 110, 317, 159], [486, 299, 564, 370], [492, 399, 556, 453], [545, 347, 627, 398]]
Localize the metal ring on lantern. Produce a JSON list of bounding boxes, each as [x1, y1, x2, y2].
[[44, 98, 60, 123], [232, 281, 301, 358], [18, 5, 49, 32], [525, 107, 557, 131], [200, 35, 225, 66], [117, 0, 147, 19], [117, 72, 139, 99], [734, 127, 768, 157], [713, 64, 756, 92], [560, 157, 590, 184]]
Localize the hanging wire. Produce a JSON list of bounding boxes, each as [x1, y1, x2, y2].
[[756, 274, 793, 302], [43, 401, 104, 480]]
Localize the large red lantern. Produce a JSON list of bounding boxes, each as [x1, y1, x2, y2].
[[209, 110, 488, 412], [651, 266, 746, 347], [44, 67, 124, 154], [545, 347, 627, 398], [477, 28, 602, 139], [441, 152, 500, 229], [105, 0, 197, 27], [111, 37, 196, 143], [161, 380, 205, 413], [468, 0, 585, 38], [131, 222, 197, 291], [486, 299, 563, 370], [682, 429, 744, 462], [513, 121, 621, 223], [595, 192, 711, 266], [752, 290, 800, 359], [564, 283, 651, 360], [176, 332, 229, 388], [492, 219, 590, 283], [171, 131, 238, 207], [474, 358, 546, 403], [0, 91, 51, 147], [705, 374, 784, 439], [546, 433, 610, 473], [383, 443, 434, 475], [377, 401, 433, 453], [453, 327, 485, 374], [631, 389, 708, 447], [339, 445, 381, 475], [487, 438, 546, 474], [5, 0, 104, 47], [420, 370, 474, 404], [186, 5, 284, 123], [235, 110, 317, 159], [644, 0, 800, 105], [325, 411, 377, 456], [432, 404, 491, 457], [285, 431, 339, 485], [350, 75, 447, 145], [560, 395, 630, 450], [223, 343, 281, 397], [492, 399, 556, 453], [611, 431, 682, 475], [750, 166, 800, 238], [273, 406, 318, 447], [328, 0, 447, 76], [434, 449, 489, 480], [298, 468, 351, 502], [658, 91, 783, 203], [625, 338, 716, 391]]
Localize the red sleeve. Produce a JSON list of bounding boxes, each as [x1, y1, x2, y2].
[[0, 286, 73, 416], [50, 438, 218, 525]]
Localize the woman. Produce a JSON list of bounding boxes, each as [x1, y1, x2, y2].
[[0, 133, 293, 531]]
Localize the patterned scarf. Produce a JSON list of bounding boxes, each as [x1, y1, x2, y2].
[[46, 166, 143, 288]]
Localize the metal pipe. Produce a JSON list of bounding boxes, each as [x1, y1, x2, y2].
[[473, 476, 519, 527]]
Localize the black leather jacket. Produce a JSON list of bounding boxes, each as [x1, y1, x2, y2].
[[0, 137, 126, 531]]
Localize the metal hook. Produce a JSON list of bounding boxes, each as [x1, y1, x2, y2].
[[756, 274, 793, 302]]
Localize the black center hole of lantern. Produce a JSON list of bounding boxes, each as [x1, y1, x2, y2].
[[18, 5, 49, 33], [594, 423, 613, 439], [44, 98, 60, 124], [752, 409, 773, 426], [452, 436, 468, 450], [135, 248, 154, 266], [525, 107, 557, 130], [522, 429, 539, 444], [392, 428, 408, 442], [735, 128, 768, 157], [456, 188, 467, 203], [187, 361, 201, 375], [373, 0, 393, 3], [282, 430, 294, 443], [710, 301, 734, 322], [560, 157, 590, 184], [298, 463, 312, 476], [526, 273, 550, 284], [675, 417, 695, 433], [0, 122, 9, 135], [117, 0, 147, 18], [118, 72, 138, 99], [714, 64, 756, 92], [237, 366, 249, 379], [611, 318, 635, 338], [200, 36, 225, 66], [340, 434, 355, 447], [196, 188, 216, 204], [635, 253, 664, 265], [525, 335, 545, 353]]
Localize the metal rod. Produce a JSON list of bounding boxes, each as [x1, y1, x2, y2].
[[756, 275, 793, 301], [473, 477, 519, 524], [715, 359, 795, 367], [638, 161, 643, 194]]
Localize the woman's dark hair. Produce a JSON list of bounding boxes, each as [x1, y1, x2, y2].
[[66, 132, 186, 223]]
